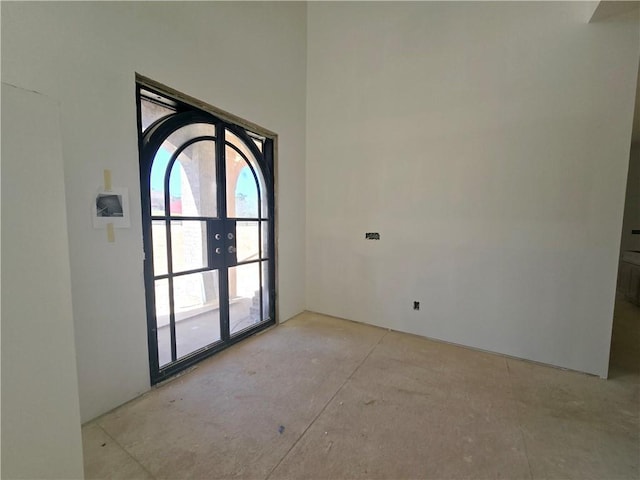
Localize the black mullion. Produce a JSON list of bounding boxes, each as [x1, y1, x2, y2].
[[164, 218, 177, 362], [257, 151, 264, 322], [167, 276, 177, 362], [264, 138, 276, 323], [224, 217, 263, 222], [217, 125, 230, 342], [163, 151, 177, 362], [233, 258, 262, 267], [152, 216, 218, 222], [137, 85, 161, 382], [256, 151, 264, 323], [219, 267, 230, 342], [154, 266, 216, 281], [259, 256, 264, 323]]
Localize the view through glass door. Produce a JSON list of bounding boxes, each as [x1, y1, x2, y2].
[[137, 80, 275, 384]]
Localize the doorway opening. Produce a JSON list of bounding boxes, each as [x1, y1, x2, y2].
[[136, 76, 276, 384]]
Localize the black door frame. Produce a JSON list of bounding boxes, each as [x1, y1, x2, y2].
[[136, 76, 276, 385]]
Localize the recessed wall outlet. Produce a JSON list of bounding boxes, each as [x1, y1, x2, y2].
[[413, 301, 420, 311]]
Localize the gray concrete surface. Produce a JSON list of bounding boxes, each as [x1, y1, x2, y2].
[[83, 298, 639, 479]]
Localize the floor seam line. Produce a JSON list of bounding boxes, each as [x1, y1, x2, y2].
[[505, 358, 534, 480], [94, 422, 157, 479], [264, 330, 389, 480]]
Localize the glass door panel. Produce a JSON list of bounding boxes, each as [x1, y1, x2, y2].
[[236, 221, 260, 263], [168, 141, 217, 218], [152, 220, 168, 276], [261, 261, 270, 321], [225, 130, 268, 219], [225, 148, 259, 219], [154, 278, 172, 367], [261, 221, 269, 259], [150, 150, 168, 216], [170, 220, 208, 273], [229, 262, 261, 335], [173, 271, 221, 359]]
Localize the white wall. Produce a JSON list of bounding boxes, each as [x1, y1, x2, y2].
[[2, 84, 84, 479], [306, 2, 639, 377], [2, 1, 307, 422], [2, 1, 636, 434], [620, 144, 640, 253]]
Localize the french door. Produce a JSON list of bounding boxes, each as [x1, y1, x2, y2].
[[137, 80, 275, 384]]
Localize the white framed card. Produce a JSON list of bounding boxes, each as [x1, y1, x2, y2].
[[92, 187, 130, 228]]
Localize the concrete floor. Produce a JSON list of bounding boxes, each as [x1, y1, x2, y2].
[[83, 299, 639, 479]]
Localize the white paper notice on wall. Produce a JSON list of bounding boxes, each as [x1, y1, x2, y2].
[[92, 187, 130, 229]]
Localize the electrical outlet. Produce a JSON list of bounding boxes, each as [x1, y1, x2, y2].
[[413, 301, 420, 311]]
